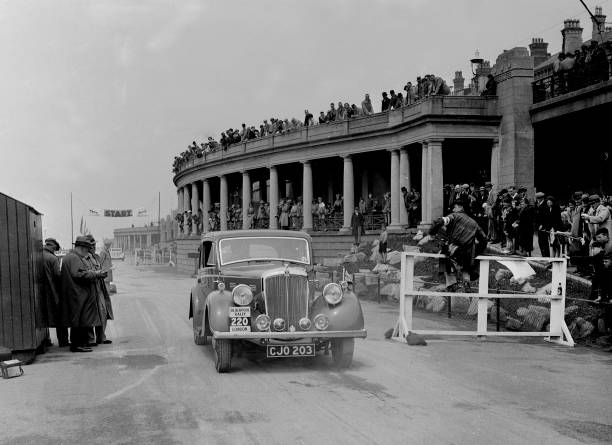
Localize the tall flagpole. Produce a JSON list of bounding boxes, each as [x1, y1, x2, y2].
[[70, 192, 74, 245]]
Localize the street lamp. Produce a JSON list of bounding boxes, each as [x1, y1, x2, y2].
[[470, 50, 484, 76]]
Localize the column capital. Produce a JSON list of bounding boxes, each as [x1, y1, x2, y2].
[[300, 159, 311, 165], [339, 154, 352, 160], [268, 164, 277, 171], [387, 147, 400, 153], [241, 169, 250, 176], [491, 137, 500, 145], [423, 137, 444, 145]]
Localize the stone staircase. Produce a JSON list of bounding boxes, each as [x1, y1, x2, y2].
[[310, 232, 380, 265]]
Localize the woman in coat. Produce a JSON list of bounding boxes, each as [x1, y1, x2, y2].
[[279, 199, 290, 230], [517, 197, 535, 256]]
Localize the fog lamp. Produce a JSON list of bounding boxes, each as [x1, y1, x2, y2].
[[273, 318, 286, 331], [255, 314, 271, 331], [313, 314, 329, 331], [299, 317, 312, 330]]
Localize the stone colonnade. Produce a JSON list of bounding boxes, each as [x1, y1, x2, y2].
[[176, 137, 499, 235]]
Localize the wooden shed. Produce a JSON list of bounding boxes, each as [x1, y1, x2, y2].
[[0, 192, 47, 360]]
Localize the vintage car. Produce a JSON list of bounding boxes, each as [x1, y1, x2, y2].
[[188, 230, 366, 372], [109, 247, 125, 261]]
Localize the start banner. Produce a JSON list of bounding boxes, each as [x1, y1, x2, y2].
[[88, 208, 148, 217]]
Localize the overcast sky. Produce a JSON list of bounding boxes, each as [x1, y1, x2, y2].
[[0, 0, 606, 246]]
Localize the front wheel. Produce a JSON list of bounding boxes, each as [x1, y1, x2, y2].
[[192, 307, 209, 345], [213, 339, 232, 373], [331, 338, 355, 369]]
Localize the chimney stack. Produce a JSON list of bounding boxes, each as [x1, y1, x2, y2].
[[592, 6, 606, 41], [529, 37, 550, 66], [561, 19, 583, 54], [453, 71, 465, 96]]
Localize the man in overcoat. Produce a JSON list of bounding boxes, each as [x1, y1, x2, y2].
[[60, 236, 106, 352], [86, 235, 114, 345], [42, 238, 69, 347]]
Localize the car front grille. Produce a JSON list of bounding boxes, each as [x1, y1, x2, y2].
[[264, 274, 308, 330]]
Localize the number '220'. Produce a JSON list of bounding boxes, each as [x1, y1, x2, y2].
[[230, 317, 249, 326]]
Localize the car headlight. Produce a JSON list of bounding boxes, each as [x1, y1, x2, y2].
[[232, 284, 253, 306], [313, 314, 329, 331], [323, 283, 343, 305], [255, 314, 270, 331]]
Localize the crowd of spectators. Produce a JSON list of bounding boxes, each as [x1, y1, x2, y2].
[[172, 72, 452, 174], [548, 40, 610, 96]]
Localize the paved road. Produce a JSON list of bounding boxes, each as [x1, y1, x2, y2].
[[1, 262, 611, 445]]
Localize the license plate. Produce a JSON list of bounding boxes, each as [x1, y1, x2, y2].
[[267, 344, 315, 358], [229, 307, 251, 332]]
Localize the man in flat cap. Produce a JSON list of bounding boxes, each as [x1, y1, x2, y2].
[[582, 195, 612, 240], [60, 236, 106, 352], [42, 238, 69, 347]]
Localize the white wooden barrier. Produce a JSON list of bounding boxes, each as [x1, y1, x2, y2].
[[392, 253, 574, 346]]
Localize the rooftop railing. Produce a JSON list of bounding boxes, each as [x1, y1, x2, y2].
[[532, 53, 612, 104]]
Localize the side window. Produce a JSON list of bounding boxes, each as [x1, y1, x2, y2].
[[202, 241, 216, 267]]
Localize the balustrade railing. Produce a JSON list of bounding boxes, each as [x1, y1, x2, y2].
[[532, 54, 612, 104]]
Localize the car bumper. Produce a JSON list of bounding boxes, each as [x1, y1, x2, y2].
[[212, 329, 367, 340]]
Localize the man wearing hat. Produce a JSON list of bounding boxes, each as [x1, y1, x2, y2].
[[582, 195, 612, 240], [60, 236, 106, 352], [42, 238, 68, 347], [85, 235, 114, 345], [534, 191, 550, 257], [422, 198, 487, 289]]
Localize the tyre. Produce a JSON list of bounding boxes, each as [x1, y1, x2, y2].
[[192, 306, 209, 345], [214, 339, 232, 373], [331, 338, 355, 369]]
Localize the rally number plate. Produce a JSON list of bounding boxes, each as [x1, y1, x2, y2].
[[267, 344, 315, 358], [229, 307, 251, 332]]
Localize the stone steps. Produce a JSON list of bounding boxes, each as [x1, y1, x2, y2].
[[310, 233, 379, 265]]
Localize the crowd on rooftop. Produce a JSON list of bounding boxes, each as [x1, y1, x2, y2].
[[537, 39, 611, 100], [171, 74, 452, 174]]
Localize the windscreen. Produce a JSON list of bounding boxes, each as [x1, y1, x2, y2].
[[219, 237, 310, 265]]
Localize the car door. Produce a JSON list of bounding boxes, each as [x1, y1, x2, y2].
[[197, 241, 218, 299]]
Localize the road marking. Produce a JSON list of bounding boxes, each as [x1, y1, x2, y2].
[[103, 365, 161, 401]]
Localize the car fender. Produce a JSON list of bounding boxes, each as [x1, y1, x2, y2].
[[310, 291, 364, 331], [190, 285, 206, 331], [206, 290, 233, 332]]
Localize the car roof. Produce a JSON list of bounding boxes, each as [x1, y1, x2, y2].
[[201, 230, 311, 243]]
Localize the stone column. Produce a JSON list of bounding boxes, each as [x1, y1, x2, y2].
[[269, 166, 279, 229], [302, 160, 313, 231], [341, 155, 354, 232], [420, 139, 444, 228], [490, 138, 500, 188], [389, 149, 402, 230], [399, 148, 411, 226], [202, 179, 211, 233], [191, 182, 199, 236], [219, 175, 228, 231], [420, 142, 430, 227], [242, 171, 251, 229], [177, 188, 184, 215], [183, 185, 191, 235]]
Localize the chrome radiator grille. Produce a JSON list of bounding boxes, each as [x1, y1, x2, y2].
[[264, 274, 308, 329]]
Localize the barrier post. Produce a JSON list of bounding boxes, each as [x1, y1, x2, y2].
[[477, 259, 490, 335], [548, 258, 574, 346], [394, 253, 414, 340]]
